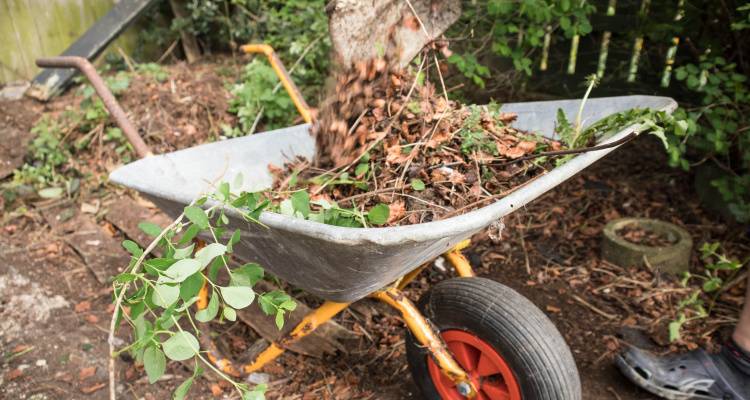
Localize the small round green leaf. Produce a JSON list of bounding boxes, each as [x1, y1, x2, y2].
[[122, 240, 143, 257], [243, 389, 265, 400], [162, 331, 199, 361], [143, 345, 166, 383], [38, 187, 64, 199], [173, 377, 194, 400], [179, 273, 204, 302], [275, 311, 285, 330], [219, 286, 255, 309], [195, 243, 226, 267], [230, 263, 264, 287], [223, 306, 236, 322], [184, 206, 209, 229], [114, 273, 138, 283], [291, 191, 311, 218], [410, 178, 426, 191], [367, 203, 390, 225], [195, 291, 219, 323], [173, 244, 195, 260], [160, 259, 202, 284], [138, 221, 163, 237], [152, 284, 179, 308], [355, 163, 369, 177]]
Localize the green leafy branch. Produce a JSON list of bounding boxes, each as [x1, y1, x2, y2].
[[669, 242, 746, 342], [108, 180, 296, 400], [272, 189, 390, 228], [554, 75, 689, 166]]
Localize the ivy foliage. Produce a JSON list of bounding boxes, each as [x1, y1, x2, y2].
[[670, 242, 745, 342], [227, 59, 297, 135]]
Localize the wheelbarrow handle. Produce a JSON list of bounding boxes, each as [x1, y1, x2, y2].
[[36, 56, 153, 159], [240, 44, 313, 124]]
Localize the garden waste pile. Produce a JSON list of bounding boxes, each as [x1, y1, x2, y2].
[[267, 55, 561, 227]]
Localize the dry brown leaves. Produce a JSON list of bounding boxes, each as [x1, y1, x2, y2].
[[275, 53, 561, 226]]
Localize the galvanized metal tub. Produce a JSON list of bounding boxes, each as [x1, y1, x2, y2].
[[109, 95, 676, 302]]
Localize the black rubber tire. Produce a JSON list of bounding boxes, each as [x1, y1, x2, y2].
[[405, 277, 581, 400]]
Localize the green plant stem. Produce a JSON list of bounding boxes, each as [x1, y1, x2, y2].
[[107, 203, 192, 400], [571, 77, 597, 147], [148, 276, 246, 397]]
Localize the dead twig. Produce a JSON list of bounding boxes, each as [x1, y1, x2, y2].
[[571, 294, 616, 320]]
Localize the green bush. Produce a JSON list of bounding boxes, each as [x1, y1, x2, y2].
[[227, 59, 296, 135], [160, 0, 331, 135], [668, 54, 749, 222], [168, 0, 330, 98]]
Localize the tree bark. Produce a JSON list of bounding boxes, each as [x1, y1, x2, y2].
[[168, 0, 201, 63]]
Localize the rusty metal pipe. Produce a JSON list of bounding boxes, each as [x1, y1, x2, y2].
[[36, 56, 152, 158]]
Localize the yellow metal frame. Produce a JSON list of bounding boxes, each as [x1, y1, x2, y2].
[[371, 288, 475, 396], [240, 44, 313, 124], [201, 44, 480, 396]]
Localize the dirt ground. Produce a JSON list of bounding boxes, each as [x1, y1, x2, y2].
[[1, 61, 746, 400]]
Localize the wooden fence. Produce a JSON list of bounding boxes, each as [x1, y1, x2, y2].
[[0, 0, 136, 84]]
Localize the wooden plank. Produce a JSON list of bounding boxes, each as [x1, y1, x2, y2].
[[103, 196, 172, 251], [0, 1, 28, 82], [40, 0, 98, 60], [42, 202, 130, 284], [237, 281, 358, 358], [27, 0, 157, 100]]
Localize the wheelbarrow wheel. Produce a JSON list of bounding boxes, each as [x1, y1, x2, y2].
[[405, 277, 581, 400]]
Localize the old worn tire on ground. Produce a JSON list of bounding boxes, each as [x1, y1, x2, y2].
[[405, 277, 581, 400]]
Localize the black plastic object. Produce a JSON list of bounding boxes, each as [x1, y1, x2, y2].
[[617, 345, 750, 400]]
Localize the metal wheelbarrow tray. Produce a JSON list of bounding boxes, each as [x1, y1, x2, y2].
[[110, 95, 677, 302]]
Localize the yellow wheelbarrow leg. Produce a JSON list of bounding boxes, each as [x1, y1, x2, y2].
[[396, 263, 429, 290], [240, 44, 313, 124], [445, 239, 476, 277], [242, 301, 349, 373], [372, 288, 478, 398], [398, 240, 476, 290]]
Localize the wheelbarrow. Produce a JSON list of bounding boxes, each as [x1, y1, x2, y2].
[[37, 47, 676, 399]]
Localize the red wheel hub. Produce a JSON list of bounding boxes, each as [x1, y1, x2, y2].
[[427, 330, 521, 400]]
